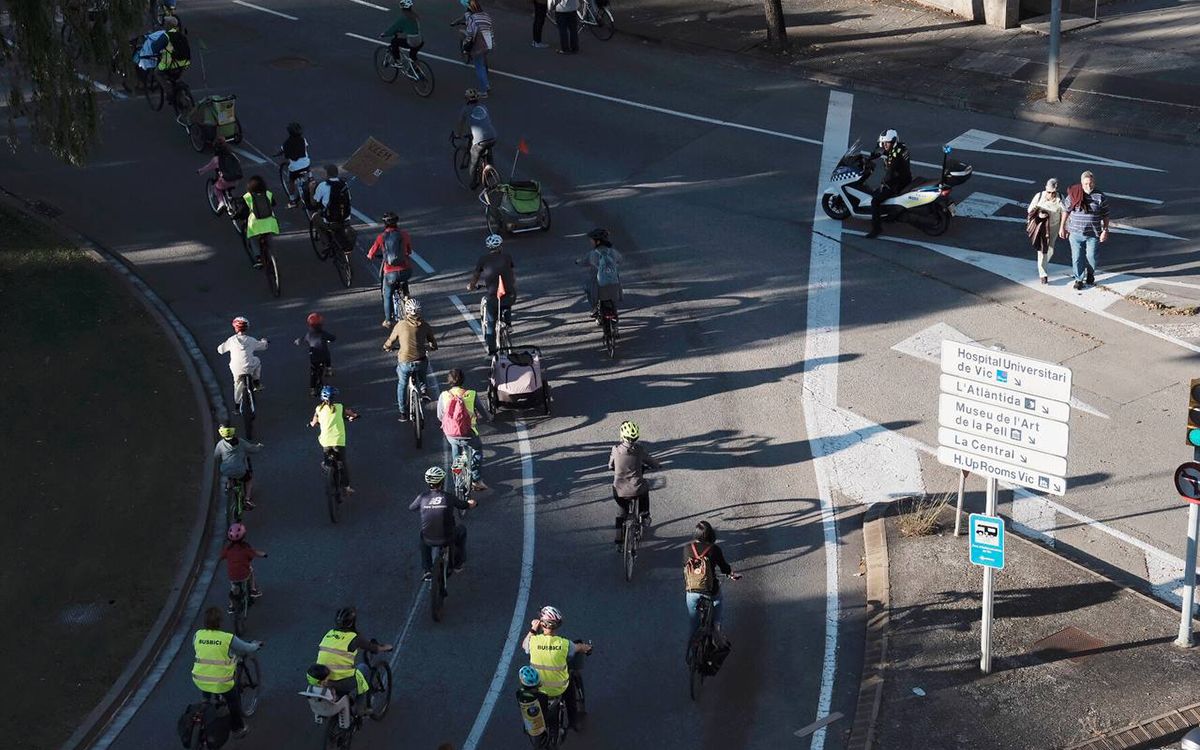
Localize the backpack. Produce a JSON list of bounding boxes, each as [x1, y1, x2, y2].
[[217, 151, 242, 182], [382, 231, 405, 267], [595, 248, 619, 288], [250, 192, 273, 220], [441, 390, 473, 437], [684, 543, 714, 591], [325, 181, 351, 223]]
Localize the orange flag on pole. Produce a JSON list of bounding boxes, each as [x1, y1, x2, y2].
[[497, 274, 508, 299], [518, 138, 530, 154]]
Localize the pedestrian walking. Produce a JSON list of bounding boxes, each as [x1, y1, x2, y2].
[[1026, 178, 1064, 285], [1060, 170, 1110, 290], [550, 0, 579, 54], [531, 0, 549, 47], [460, 0, 495, 96]]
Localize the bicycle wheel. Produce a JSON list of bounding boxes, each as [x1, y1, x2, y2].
[[537, 199, 552, 232], [173, 83, 195, 118], [188, 123, 207, 152], [430, 553, 446, 622], [332, 240, 353, 288], [374, 46, 400, 83], [238, 655, 262, 715], [453, 145, 472, 188], [278, 161, 296, 204], [603, 318, 617, 359], [410, 385, 423, 449], [308, 217, 329, 262], [325, 466, 341, 523], [480, 163, 501, 191], [144, 75, 164, 111], [485, 206, 503, 236], [589, 6, 616, 39], [225, 483, 238, 527], [368, 661, 393, 720], [262, 241, 281, 298], [411, 60, 435, 98], [687, 638, 704, 700], [205, 178, 222, 215], [233, 589, 248, 636], [622, 519, 636, 582], [499, 323, 513, 351]]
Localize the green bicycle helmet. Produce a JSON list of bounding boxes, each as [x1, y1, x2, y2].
[[619, 420, 639, 442]]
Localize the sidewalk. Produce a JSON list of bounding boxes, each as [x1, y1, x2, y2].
[[852, 504, 1200, 750], [513, 0, 1200, 145]]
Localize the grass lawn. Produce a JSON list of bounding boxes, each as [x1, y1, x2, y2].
[[0, 206, 204, 749]]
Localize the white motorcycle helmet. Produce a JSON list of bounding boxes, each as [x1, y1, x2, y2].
[[878, 129, 899, 148]]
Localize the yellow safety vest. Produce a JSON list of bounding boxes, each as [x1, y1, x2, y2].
[[315, 403, 347, 448], [528, 634, 570, 697], [192, 629, 236, 694], [316, 629, 358, 680]]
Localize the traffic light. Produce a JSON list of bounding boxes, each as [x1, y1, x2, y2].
[[1188, 378, 1200, 447]]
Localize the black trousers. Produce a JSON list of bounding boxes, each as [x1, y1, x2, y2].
[[202, 688, 245, 732], [556, 11, 578, 52], [870, 185, 898, 230], [323, 446, 350, 486], [420, 526, 467, 573], [309, 360, 330, 390], [533, 0, 547, 42], [613, 489, 649, 540]]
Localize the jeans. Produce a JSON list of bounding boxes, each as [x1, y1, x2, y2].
[[533, 0, 547, 42], [482, 295, 513, 353], [381, 270, 412, 323], [686, 592, 722, 636], [1069, 233, 1099, 282], [446, 434, 483, 482], [556, 11, 579, 52], [468, 139, 494, 190], [396, 359, 428, 414], [391, 35, 422, 62], [473, 53, 490, 92], [203, 687, 245, 732], [420, 526, 467, 573]]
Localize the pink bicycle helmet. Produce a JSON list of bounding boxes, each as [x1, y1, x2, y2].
[[227, 523, 247, 542]]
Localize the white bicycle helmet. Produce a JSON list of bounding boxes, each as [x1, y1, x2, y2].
[[425, 466, 446, 485], [404, 297, 422, 318], [485, 234, 503, 250], [539, 605, 563, 627]]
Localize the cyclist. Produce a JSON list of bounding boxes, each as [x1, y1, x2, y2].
[[454, 89, 497, 189], [294, 312, 337, 398], [467, 234, 515, 356], [196, 137, 243, 215], [309, 386, 358, 494], [380, 0, 423, 64], [308, 607, 393, 716], [383, 298, 438, 422], [133, 16, 178, 78], [521, 605, 592, 730], [312, 164, 352, 224], [217, 316, 267, 393], [241, 175, 279, 268], [192, 606, 262, 739], [437, 368, 492, 493], [575, 228, 623, 316], [409, 466, 476, 580], [221, 522, 266, 608], [684, 521, 741, 638], [608, 420, 661, 547], [276, 122, 311, 208], [367, 211, 415, 327], [213, 423, 263, 509], [866, 128, 912, 239]]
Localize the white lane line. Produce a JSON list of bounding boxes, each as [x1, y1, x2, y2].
[[350, 207, 376, 226], [350, 209, 436, 273], [802, 89, 854, 750], [947, 128, 1166, 173], [462, 421, 536, 750], [343, 32, 822, 146], [911, 160, 1035, 186], [232, 0, 298, 19], [450, 294, 484, 339], [349, 0, 389, 8], [388, 583, 428, 669], [231, 146, 268, 165], [1106, 192, 1163, 205]]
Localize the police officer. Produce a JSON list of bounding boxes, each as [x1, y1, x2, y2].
[[191, 606, 262, 738], [409, 466, 475, 580], [311, 607, 393, 714], [866, 128, 912, 239]]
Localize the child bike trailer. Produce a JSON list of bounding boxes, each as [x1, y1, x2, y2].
[[188, 94, 243, 152], [487, 346, 550, 416], [482, 180, 551, 236]]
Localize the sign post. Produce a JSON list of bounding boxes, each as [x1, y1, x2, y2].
[[1174, 460, 1200, 647], [954, 469, 969, 537], [970, 499, 1004, 673]]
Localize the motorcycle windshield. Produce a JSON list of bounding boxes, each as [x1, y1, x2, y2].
[[836, 138, 863, 167]]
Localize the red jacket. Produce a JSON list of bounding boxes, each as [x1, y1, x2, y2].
[[368, 227, 412, 273]]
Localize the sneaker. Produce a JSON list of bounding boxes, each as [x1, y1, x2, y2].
[[531, 41, 549, 48], [1085, 269, 1095, 285], [252, 257, 264, 269], [227, 604, 236, 614], [422, 571, 433, 581], [250, 589, 263, 598], [864, 228, 881, 239], [398, 413, 410, 422], [344, 486, 356, 495], [232, 726, 250, 739], [1073, 280, 1084, 290], [252, 380, 263, 392], [287, 200, 298, 209], [243, 500, 257, 510], [471, 481, 489, 492], [1040, 276, 1048, 285], [478, 90, 490, 99], [452, 563, 465, 573], [381, 320, 392, 329]]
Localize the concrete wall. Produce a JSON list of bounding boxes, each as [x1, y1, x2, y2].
[[909, 0, 1019, 28]]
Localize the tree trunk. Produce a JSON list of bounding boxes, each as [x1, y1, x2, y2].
[[761, 0, 788, 49]]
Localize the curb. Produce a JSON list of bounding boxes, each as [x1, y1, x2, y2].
[[1064, 702, 1200, 750], [845, 504, 890, 750], [0, 188, 224, 750], [491, 0, 1200, 149]]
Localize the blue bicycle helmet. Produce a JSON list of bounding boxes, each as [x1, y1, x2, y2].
[[518, 666, 541, 687], [320, 385, 338, 402]]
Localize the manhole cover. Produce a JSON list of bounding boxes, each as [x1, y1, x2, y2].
[[1031, 626, 1106, 662], [268, 56, 311, 71]]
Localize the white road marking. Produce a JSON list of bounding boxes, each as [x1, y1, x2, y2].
[[232, 0, 298, 19], [344, 32, 823, 146], [947, 128, 1166, 172], [450, 294, 484, 339], [349, 208, 436, 273], [462, 422, 537, 750], [231, 146, 267, 165], [349, 0, 389, 8], [387, 582, 428, 669], [910, 159, 1035, 186], [1010, 488, 1058, 545], [954, 192, 1185, 240]]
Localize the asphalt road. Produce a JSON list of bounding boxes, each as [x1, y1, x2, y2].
[[3, 0, 1199, 748]]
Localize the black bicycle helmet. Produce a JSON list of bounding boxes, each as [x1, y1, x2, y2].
[[335, 606, 357, 630], [587, 228, 609, 242], [382, 211, 399, 227], [287, 122, 303, 136]]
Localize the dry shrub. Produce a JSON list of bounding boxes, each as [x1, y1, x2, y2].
[[897, 492, 953, 537]]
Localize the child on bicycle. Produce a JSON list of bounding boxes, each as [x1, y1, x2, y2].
[[221, 522, 267, 605], [381, 0, 423, 63], [242, 175, 279, 267], [196, 137, 243, 214], [213, 423, 263, 508], [276, 122, 311, 208], [217, 316, 268, 393], [295, 312, 337, 398]]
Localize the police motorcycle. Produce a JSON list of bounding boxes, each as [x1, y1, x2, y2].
[[820, 139, 972, 236]]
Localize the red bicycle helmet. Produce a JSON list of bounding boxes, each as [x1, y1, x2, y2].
[[232, 316, 249, 333], [307, 312, 324, 327]]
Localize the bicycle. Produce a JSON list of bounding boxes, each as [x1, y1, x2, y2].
[[404, 368, 426, 448], [549, 0, 615, 41], [374, 43, 435, 98], [529, 644, 591, 748], [224, 474, 250, 528], [429, 542, 452, 622], [186, 654, 261, 750], [618, 502, 644, 583], [309, 216, 356, 289], [322, 449, 348, 524], [204, 176, 249, 253], [234, 374, 256, 440], [247, 233, 281, 298], [478, 294, 512, 355], [450, 133, 500, 192], [306, 642, 391, 748], [145, 68, 195, 121], [450, 445, 475, 516], [598, 300, 619, 359], [278, 160, 314, 212], [686, 575, 738, 700], [229, 579, 254, 636]]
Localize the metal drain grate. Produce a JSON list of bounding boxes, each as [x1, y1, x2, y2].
[[1030, 626, 1106, 662]]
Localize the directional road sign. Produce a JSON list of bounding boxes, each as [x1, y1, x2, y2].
[[939, 373, 1070, 424], [969, 513, 1005, 569], [941, 340, 1072, 404], [1175, 462, 1200, 505], [937, 427, 1067, 476], [938, 446, 1066, 496], [938, 393, 1071, 457]]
